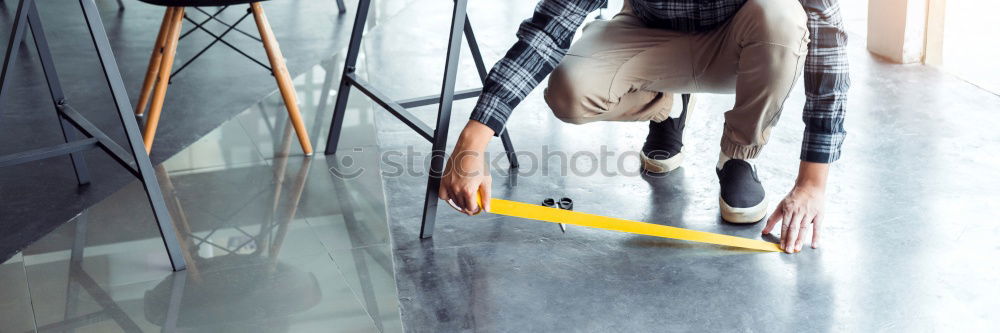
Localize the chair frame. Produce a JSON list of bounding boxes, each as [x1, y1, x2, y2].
[[134, 2, 315, 155], [0, 0, 186, 271], [324, 0, 520, 239]]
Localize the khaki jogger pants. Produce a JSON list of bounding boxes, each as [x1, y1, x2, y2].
[[543, 0, 809, 159]]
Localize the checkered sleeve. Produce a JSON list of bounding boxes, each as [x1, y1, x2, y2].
[[470, 0, 606, 135], [799, 0, 850, 163]]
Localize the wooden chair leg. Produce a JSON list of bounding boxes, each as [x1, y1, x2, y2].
[[143, 7, 184, 152], [136, 7, 175, 116], [250, 2, 314, 156]]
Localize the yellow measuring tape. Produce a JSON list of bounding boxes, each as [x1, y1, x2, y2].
[[479, 198, 780, 252]]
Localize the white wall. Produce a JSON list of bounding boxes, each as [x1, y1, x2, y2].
[[867, 0, 928, 63]]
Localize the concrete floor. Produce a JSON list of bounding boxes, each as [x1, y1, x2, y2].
[[365, 0, 1000, 331], [2, 0, 999, 332]]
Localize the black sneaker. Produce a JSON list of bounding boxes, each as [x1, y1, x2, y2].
[[716, 159, 767, 223], [641, 94, 693, 173]]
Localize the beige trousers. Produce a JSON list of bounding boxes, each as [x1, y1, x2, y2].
[[544, 0, 809, 159]]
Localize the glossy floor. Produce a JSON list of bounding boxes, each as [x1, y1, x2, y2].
[[0, 43, 400, 332]]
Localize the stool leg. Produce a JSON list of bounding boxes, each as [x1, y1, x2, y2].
[[0, 0, 31, 104], [324, 0, 371, 155], [27, 1, 91, 184], [135, 7, 174, 116], [142, 7, 184, 153], [463, 17, 519, 168], [77, 0, 186, 271], [419, 0, 469, 239], [250, 2, 313, 156]]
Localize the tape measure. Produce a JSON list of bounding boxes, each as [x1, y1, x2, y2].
[[450, 195, 780, 252]]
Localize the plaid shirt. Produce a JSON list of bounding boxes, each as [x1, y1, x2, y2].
[[470, 0, 850, 163]]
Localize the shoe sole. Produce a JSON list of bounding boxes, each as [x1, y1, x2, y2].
[[719, 196, 768, 223], [641, 149, 685, 173]]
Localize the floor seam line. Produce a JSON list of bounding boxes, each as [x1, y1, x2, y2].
[[20, 256, 39, 332]]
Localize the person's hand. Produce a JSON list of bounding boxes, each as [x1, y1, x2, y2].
[[438, 121, 494, 215], [762, 161, 830, 253]]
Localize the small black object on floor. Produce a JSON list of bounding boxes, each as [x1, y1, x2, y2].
[[541, 197, 572, 233]]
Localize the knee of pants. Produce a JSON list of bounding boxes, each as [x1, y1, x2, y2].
[[545, 62, 605, 125], [740, 0, 809, 45]]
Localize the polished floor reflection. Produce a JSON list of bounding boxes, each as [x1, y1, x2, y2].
[[0, 47, 400, 332]]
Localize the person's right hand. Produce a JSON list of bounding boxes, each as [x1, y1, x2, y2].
[[438, 121, 495, 215]]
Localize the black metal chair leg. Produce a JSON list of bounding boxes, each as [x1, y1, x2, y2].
[[463, 18, 488, 81], [1, 0, 186, 271], [27, 2, 91, 185], [500, 132, 519, 168], [324, 0, 370, 155], [325, 0, 516, 238], [463, 16, 519, 169], [336, 0, 346, 14], [0, 0, 31, 106], [419, 0, 469, 239], [77, 0, 186, 271], [1, 0, 91, 185]]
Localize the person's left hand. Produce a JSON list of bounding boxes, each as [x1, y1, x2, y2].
[[762, 184, 825, 253]]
